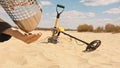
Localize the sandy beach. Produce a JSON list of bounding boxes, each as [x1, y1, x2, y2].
[[0, 30, 120, 68]]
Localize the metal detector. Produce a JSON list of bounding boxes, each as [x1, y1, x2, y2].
[[48, 4, 101, 52]]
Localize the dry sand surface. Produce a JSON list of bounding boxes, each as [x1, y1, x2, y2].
[[0, 30, 120, 68]]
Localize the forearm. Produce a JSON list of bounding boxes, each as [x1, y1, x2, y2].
[[3, 28, 25, 40], [3, 27, 42, 44]]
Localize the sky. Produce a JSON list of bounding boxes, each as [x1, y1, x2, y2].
[[0, 0, 120, 29]]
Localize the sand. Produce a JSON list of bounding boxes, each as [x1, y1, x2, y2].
[[0, 30, 120, 68]]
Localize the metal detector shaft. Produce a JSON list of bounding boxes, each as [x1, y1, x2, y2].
[[61, 32, 89, 45], [61, 32, 101, 52], [54, 4, 65, 28], [52, 4, 65, 36]]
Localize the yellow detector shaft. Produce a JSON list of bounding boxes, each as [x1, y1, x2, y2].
[[54, 4, 65, 28]]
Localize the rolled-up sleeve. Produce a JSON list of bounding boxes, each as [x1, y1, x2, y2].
[[0, 22, 12, 42]]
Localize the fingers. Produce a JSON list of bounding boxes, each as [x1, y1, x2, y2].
[[23, 33, 42, 44]]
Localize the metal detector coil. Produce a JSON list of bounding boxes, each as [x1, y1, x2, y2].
[[0, 0, 42, 33]]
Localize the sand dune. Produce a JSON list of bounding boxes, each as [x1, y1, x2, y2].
[[0, 30, 120, 68]]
